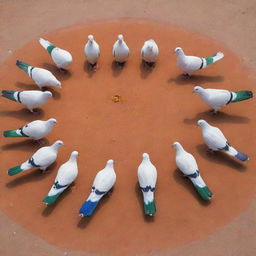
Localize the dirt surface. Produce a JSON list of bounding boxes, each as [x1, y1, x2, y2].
[[1, 1, 256, 256]]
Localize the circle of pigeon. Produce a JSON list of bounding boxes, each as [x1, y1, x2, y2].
[[1, 33, 253, 218]]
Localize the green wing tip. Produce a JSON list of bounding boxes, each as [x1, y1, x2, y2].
[[43, 193, 61, 205], [144, 200, 156, 216], [8, 165, 23, 176], [195, 185, 213, 200]]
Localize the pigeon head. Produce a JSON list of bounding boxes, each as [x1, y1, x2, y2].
[[88, 35, 94, 42], [54, 140, 64, 147], [197, 119, 208, 127], [70, 151, 79, 160], [44, 91, 53, 98], [118, 34, 124, 41], [174, 47, 183, 55], [172, 142, 181, 149], [193, 86, 203, 94], [142, 153, 150, 160], [147, 45, 153, 51], [55, 80, 61, 88], [48, 118, 57, 126], [106, 159, 114, 168]]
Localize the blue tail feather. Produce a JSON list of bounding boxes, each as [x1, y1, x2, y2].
[[235, 151, 249, 161], [79, 200, 99, 217]]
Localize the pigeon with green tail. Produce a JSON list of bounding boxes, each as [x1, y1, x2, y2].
[[7, 140, 64, 176], [39, 38, 72, 70], [1, 89, 52, 112], [174, 47, 224, 76], [173, 142, 213, 201], [16, 60, 61, 89], [193, 85, 253, 113], [138, 153, 157, 216], [3, 118, 57, 140], [43, 151, 78, 205]]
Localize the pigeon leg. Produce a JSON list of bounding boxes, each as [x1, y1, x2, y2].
[[209, 109, 217, 114], [91, 63, 98, 72], [59, 68, 68, 73], [182, 73, 191, 79], [206, 148, 215, 154], [36, 138, 47, 145]]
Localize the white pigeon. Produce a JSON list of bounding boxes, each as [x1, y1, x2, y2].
[[172, 142, 213, 200], [43, 151, 78, 205], [197, 120, 249, 161], [1, 89, 52, 112], [112, 34, 130, 64], [16, 60, 61, 89], [193, 85, 253, 113], [3, 118, 57, 140], [141, 39, 159, 64], [84, 35, 100, 67], [138, 153, 157, 216], [7, 140, 64, 176], [79, 159, 116, 217], [39, 38, 73, 70], [174, 47, 224, 76]]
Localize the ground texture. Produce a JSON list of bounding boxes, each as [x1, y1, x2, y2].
[[0, 1, 256, 256]]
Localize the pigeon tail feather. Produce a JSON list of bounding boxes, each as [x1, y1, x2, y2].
[[143, 200, 156, 216], [16, 60, 30, 73], [8, 165, 24, 176], [231, 90, 253, 103], [194, 185, 213, 200], [234, 151, 249, 161], [43, 192, 62, 205], [225, 146, 249, 161], [1, 90, 17, 102], [79, 200, 99, 217], [204, 52, 224, 66], [3, 130, 24, 137]]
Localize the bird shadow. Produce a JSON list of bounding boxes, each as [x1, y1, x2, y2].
[[184, 110, 250, 125], [41, 63, 72, 81], [41, 186, 72, 217], [134, 182, 155, 222], [5, 166, 54, 188], [77, 188, 114, 229], [196, 144, 247, 171], [172, 168, 211, 206], [15, 82, 37, 90], [168, 74, 224, 85], [140, 60, 155, 79], [83, 61, 96, 78], [1, 139, 48, 152], [0, 108, 45, 122], [111, 61, 125, 77], [42, 87, 61, 100]]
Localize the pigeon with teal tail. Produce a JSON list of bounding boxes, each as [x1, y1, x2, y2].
[[198, 120, 249, 162], [174, 47, 224, 76], [173, 142, 213, 200], [84, 35, 100, 70], [138, 153, 157, 216], [16, 60, 61, 89], [112, 34, 129, 65], [7, 140, 64, 176], [39, 38, 72, 70], [43, 151, 78, 205], [1, 89, 52, 112], [193, 85, 253, 113], [3, 118, 57, 140], [79, 159, 116, 217]]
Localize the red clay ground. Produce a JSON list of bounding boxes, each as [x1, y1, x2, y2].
[[0, 19, 256, 256]]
